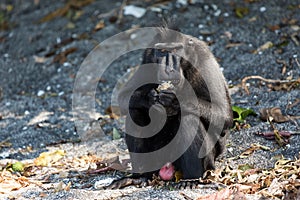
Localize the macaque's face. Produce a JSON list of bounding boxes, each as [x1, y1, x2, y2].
[[153, 43, 185, 87]]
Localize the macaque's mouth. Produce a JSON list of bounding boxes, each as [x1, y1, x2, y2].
[[154, 42, 184, 51], [158, 79, 180, 84]]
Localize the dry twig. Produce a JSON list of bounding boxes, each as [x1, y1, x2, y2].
[[241, 75, 299, 94], [116, 0, 128, 24]]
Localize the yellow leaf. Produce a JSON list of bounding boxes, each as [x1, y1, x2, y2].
[[94, 20, 105, 32], [34, 150, 65, 166], [175, 171, 183, 182], [6, 5, 13, 12]]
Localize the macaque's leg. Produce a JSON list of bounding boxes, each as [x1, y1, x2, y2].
[[175, 114, 205, 178]]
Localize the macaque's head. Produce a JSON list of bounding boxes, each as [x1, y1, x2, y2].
[[142, 28, 199, 90]]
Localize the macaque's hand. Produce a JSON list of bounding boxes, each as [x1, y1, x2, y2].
[[158, 89, 180, 116], [148, 89, 159, 105]]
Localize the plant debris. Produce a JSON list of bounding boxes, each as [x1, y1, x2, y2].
[[52, 47, 78, 64], [241, 75, 300, 94], [252, 41, 273, 54], [39, 0, 95, 23], [256, 131, 297, 140], [232, 105, 256, 123], [260, 107, 289, 123], [203, 156, 300, 199], [234, 7, 249, 18]]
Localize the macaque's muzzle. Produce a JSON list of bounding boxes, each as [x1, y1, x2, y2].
[[154, 43, 184, 85]]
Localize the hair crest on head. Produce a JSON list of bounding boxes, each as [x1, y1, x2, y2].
[[155, 18, 181, 43]]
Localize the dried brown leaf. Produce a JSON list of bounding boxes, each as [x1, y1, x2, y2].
[[39, 0, 94, 23], [268, 24, 281, 31], [260, 107, 289, 123], [52, 47, 77, 64], [105, 106, 121, 119], [94, 20, 105, 32], [252, 41, 273, 54], [39, 5, 70, 23], [239, 144, 261, 158]]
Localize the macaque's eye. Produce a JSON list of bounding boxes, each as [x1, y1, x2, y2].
[[188, 39, 194, 45]]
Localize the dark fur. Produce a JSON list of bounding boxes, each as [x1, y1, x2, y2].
[[118, 28, 233, 179]]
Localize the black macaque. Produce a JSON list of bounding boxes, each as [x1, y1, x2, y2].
[[117, 27, 233, 181]]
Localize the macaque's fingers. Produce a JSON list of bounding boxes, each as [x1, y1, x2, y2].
[[148, 89, 159, 104], [158, 91, 177, 107]]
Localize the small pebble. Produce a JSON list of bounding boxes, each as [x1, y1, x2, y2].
[[223, 12, 229, 17], [149, 7, 162, 13], [123, 5, 146, 18], [214, 9, 221, 17], [37, 90, 45, 97], [58, 91, 64, 96], [22, 126, 28, 131], [260, 7, 266, 12], [46, 86, 51, 91], [211, 4, 218, 10], [24, 110, 30, 115], [57, 68, 62, 73], [72, 33, 78, 38], [198, 24, 204, 29], [63, 62, 72, 67], [56, 37, 61, 43], [177, 0, 187, 5], [130, 33, 137, 40], [5, 102, 11, 106], [0, 152, 10, 158], [56, 84, 61, 88], [94, 178, 115, 189]]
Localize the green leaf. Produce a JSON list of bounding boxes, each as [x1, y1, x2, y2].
[[238, 164, 253, 171], [12, 161, 24, 172], [112, 128, 121, 140], [232, 106, 256, 123], [235, 7, 249, 18]]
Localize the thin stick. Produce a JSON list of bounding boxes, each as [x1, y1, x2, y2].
[[116, 0, 128, 24], [241, 75, 299, 94], [295, 58, 300, 68]]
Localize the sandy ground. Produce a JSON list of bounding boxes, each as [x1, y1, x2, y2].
[[0, 0, 299, 199]]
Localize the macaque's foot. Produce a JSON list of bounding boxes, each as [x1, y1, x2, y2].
[[105, 177, 148, 189]]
